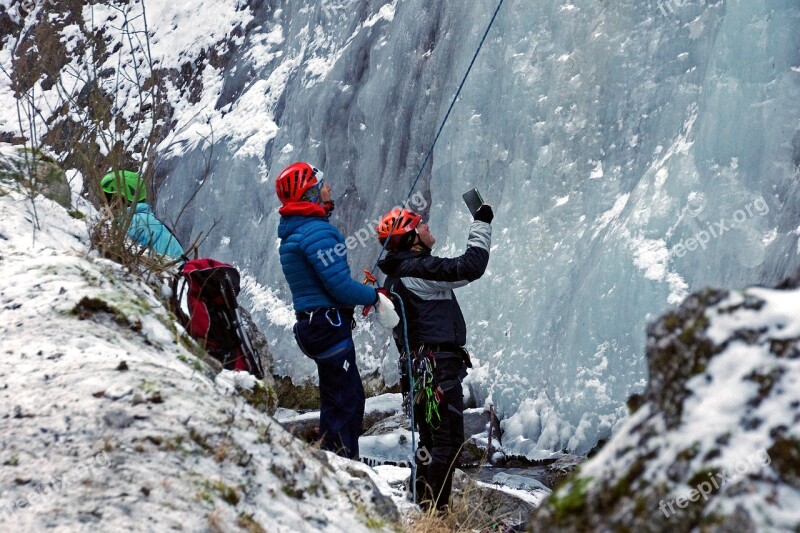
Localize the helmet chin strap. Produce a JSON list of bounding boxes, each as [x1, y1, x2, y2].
[[411, 233, 431, 253]]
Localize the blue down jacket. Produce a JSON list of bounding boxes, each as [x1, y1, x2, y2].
[[128, 203, 185, 259], [278, 214, 377, 312]]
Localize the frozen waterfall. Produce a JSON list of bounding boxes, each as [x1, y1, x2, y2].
[[156, 0, 800, 458]]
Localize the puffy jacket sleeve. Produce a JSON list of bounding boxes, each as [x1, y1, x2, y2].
[[128, 207, 184, 259], [395, 221, 491, 285], [300, 221, 377, 306]]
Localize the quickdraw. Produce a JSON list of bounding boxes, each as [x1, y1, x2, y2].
[[413, 351, 442, 426]]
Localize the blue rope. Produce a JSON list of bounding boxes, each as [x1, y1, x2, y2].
[[390, 290, 416, 504], [368, 0, 505, 274], [402, 0, 506, 208]]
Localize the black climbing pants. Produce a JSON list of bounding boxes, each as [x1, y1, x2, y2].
[[293, 308, 364, 459], [414, 354, 466, 511]]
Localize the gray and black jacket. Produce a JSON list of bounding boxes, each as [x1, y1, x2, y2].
[[377, 221, 491, 353]]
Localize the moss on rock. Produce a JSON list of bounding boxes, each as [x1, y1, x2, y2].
[[549, 476, 592, 520], [527, 286, 798, 533], [645, 288, 727, 429], [272, 375, 321, 410], [240, 381, 278, 415]]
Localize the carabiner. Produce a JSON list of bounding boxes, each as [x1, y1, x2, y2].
[[325, 308, 342, 327]]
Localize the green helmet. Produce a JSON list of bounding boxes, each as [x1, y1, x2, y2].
[[101, 170, 146, 202]]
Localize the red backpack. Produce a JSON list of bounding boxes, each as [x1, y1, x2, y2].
[[172, 258, 264, 378]]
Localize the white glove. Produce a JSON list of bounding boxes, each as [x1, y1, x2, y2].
[[375, 292, 400, 329]]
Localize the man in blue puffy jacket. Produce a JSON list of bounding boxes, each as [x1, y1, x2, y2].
[[101, 170, 185, 259], [276, 161, 379, 459]]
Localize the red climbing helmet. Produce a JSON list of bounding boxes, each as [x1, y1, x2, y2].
[[275, 162, 322, 206], [376, 208, 422, 250]]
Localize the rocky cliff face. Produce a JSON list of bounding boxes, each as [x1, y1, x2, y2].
[[529, 287, 800, 532]]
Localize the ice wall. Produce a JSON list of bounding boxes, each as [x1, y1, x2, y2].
[[156, 0, 800, 457]]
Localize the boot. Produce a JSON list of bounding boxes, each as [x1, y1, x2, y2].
[[429, 462, 451, 510], [438, 462, 455, 511], [413, 462, 434, 508]]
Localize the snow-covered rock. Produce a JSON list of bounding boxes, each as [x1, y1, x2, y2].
[[0, 189, 398, 532], [529, 288, 800, 532], [276, 393, 403, 444], [0, 146, 71, 208], [452, 469, 550, 531]]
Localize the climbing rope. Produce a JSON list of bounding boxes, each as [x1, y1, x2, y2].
[[390, 289, 418, 504], [367, 0, 506, 276], [401, 0, 506, 208]]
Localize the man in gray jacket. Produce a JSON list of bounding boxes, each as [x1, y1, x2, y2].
[[376, 204, 493, 511]]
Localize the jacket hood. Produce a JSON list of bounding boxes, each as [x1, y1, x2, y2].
[[278, 214, 328, 239], [133, 202, 151, 215], [377, 249, 429, 276], [278, 201, 328, 218]]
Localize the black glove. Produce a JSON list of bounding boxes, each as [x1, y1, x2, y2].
[[474, 204, 494, 224]]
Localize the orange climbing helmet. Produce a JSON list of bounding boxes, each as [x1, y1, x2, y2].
[[376, 208, 422, 250], [275, 162, 323, 206]]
